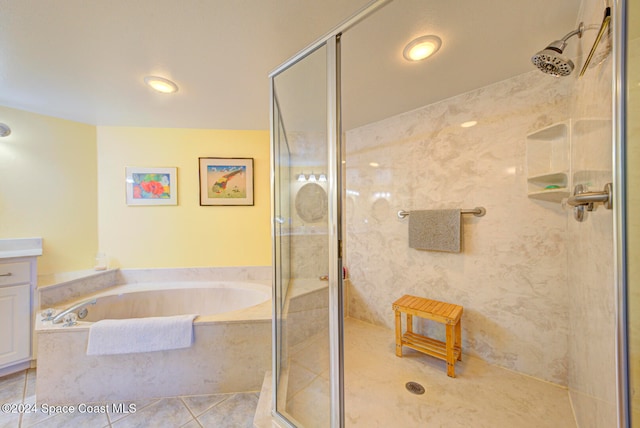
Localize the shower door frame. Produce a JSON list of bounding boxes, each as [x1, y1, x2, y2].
[[268, 1, 392, 426]]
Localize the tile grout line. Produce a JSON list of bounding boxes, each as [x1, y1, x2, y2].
[[18, 369, 28, 428], [178, 397, 201, 426], [180, 393, 236, 425]]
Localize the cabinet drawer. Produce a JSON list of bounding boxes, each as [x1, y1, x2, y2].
[[0, 262, 30, 287]]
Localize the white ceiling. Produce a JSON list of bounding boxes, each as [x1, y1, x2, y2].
[[0, 0, 583, 131]]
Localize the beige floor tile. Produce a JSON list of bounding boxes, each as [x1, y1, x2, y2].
[[0, 411, 21, 428], [277, 318, 577, 427], [181, 394, 229, 417], [107, 399, 160, 424], [0, 373, 25, 405], [197, 393, 258, 428], [28, 408, 110, 428], [111, 397, 193, 428]]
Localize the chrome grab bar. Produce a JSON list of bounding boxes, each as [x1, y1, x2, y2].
[[51, 298, 97, 324], [397, 207, 486, 219], [567, 183, 613, 209]]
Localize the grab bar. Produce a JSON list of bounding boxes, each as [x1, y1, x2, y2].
[[51, 298, 97, 324], [397, 207, 486, 219]]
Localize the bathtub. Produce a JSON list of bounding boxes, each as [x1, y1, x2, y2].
[[35, 281, 272, 405]]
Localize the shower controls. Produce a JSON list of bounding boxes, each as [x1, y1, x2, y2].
[[568, 183, 613, 222]]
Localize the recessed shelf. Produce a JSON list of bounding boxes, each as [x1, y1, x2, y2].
[[573, 169, 612, 185], [526, 121, 570, 204], [526, 122, 568, 141], [527, 172, 568, 187], [527, 188, 570, 203], [573, 118, 609, 137]]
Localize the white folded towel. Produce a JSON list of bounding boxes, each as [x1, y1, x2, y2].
[[86, 314, 197, 356]]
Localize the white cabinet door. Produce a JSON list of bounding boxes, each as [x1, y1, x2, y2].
[[0, 283, 30, 368]]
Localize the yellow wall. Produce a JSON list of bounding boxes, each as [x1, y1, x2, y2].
[[96, 126, 271, 268], [0, 106, 98, 274]]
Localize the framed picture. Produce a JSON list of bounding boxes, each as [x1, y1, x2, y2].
[[199, 157, 254, 206], [126, 167, 178, 206]]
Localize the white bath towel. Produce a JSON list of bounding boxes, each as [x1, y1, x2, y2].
[[86, 314, 197, 356]]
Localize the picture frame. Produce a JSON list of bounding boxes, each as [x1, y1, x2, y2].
[[199, 157, 254, 206], [125, 167, 178, 206]]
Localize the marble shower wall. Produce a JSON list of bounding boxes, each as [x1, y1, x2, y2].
[[286, 131, 330, 280], [345, 70, 573, 385], [566, 1, 617, 425]]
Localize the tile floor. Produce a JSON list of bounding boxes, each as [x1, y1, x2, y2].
[[279, 318, 577, 427], [3, 317, 580, 428], [0, 369, 259, 428]]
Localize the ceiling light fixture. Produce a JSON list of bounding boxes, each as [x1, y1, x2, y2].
[[460, 120, 478, 128], [403, 35, 442, 62], [144, 76, 179, 94], [0, 123, 11, 137]]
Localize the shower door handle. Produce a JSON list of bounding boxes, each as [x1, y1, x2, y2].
[[567, 183, 612, 222]]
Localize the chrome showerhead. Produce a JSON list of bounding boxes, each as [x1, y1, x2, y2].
[[532, 22, 583, 77], [531, 46, 575, 77]]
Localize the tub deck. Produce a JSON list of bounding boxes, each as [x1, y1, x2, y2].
[[35, 280, 272, 404]]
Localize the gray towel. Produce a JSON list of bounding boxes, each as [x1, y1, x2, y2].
[[408, 209, 462, 253]]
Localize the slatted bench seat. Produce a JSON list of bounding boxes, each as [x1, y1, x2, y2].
[[392, 295, 463, 377]]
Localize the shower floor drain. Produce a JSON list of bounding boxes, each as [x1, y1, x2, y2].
[[405, 381, 425, 395]]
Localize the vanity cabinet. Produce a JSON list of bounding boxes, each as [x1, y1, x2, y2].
[[0, 238, 41, 376], [0, 280, 31, 368]]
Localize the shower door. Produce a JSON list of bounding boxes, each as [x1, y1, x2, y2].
[[626, 0, 639, 425], [270, 36, 344, 427]]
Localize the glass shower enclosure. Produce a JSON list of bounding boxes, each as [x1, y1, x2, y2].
[[270, 38, 344, 427], [269, 0, 632, 426]]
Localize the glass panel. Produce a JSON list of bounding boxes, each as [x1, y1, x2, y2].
[[340, 0, 615, 426], [272, 94, 291, 411], [628, 0, 640, 424], [272, 44, 331, 427]]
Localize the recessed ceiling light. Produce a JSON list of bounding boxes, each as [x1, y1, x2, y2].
[[403, 35, 442, 62], [144, 76, 179, 94], [369, 162, 379, 168], [460, 120, 478, 128]]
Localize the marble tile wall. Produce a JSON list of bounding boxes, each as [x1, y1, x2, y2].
[[345, 69, 574, 385], [566, 1, 617, 426], [38, 269, 118, 307], [285, 131, 330, 281], [37, 266, 271, 307], [116, 265, 272, 284]]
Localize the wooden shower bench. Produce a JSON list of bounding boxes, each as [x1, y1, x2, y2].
[[392, 295, 463, 377]]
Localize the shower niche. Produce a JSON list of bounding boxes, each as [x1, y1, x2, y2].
[[526, 121, 570, 202], [526, 118, 611, 203]]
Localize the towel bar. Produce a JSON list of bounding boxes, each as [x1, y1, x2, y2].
[[397, 207, 486, 219]]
